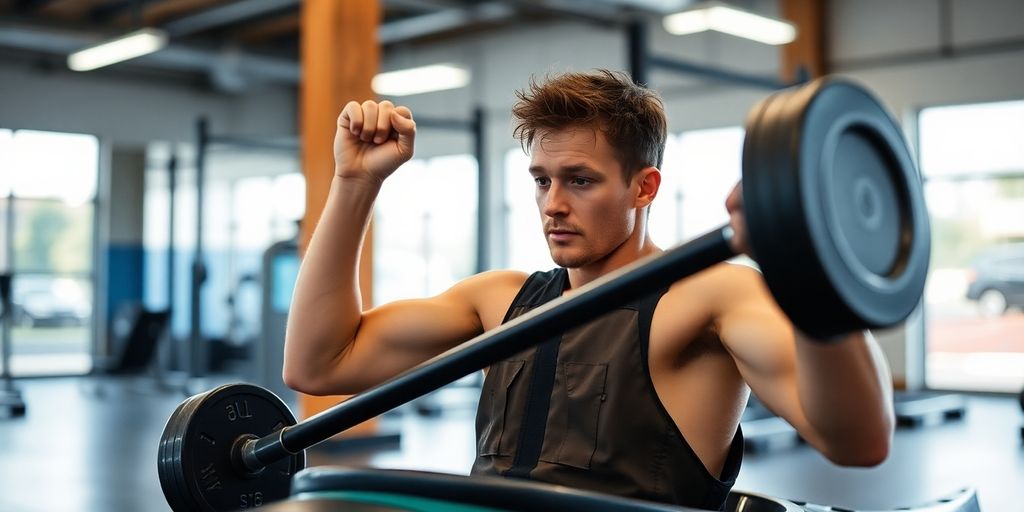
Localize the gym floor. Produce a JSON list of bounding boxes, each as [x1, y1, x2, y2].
[[0, 376, 1020, 512]]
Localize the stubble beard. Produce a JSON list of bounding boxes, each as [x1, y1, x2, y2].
[[549, 243, 596, 269]]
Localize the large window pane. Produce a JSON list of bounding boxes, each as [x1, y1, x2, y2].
[[143, 143, 303, 350], [10, 275, 93, 376], [921, 101, 1024, 392], [2, 129, 98, 377], [9, 199, 95, 376], [374, 154, 478, 304], [13, 200, 94, 274], [651, 128, 744, 248], [504, 149, 551, 273], [9, 130, 98, 204], [919, 100, 1024, 179]]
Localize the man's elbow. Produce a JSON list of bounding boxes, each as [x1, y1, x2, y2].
[[825, 433, 891, 467], [282, 364, 337, 396], [282, 366, 318, 395], [282, 360, 366, 396]]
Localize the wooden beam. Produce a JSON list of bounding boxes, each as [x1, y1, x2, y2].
[[298, 0, 380, 434], [781, 0, 827, 82]]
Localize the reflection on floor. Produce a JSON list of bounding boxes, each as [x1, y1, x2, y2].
[[0, 376, 1021, 512]]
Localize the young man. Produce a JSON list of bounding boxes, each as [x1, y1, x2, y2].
[[283, 70, 894, 511]]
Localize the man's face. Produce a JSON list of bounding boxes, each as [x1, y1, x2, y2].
[[529, 126, 638, 269]]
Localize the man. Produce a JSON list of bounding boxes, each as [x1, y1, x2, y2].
[[283, 69, 894, 511]]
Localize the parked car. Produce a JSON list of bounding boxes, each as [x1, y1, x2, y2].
[[10, 276, 91, 327], [965, 244, 1024, 317]]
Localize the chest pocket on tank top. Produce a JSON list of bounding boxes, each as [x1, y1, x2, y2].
[[539, 362, 609, 469], [477, 359, 526, 457]]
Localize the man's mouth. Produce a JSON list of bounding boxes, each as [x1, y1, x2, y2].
[[547, 229, 579, 242]]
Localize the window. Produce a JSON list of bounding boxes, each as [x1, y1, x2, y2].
[[374, 154, 478, 305], [0, 129, 99, 376], [651, 127, 744, 248], [143, 144, 303, 356], [919, 99, 1024, 392], [503, 149, 551, 273]]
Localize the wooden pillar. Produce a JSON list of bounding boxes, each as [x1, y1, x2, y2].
[[781, 0, 827, 82], [298, 0, 380, 435]]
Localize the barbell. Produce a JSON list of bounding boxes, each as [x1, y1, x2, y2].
[[158, 77, 930, 511]]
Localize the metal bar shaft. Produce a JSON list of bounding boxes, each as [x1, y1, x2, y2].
[[246, 226, 736, 467]]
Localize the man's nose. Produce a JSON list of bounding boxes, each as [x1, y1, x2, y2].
[[542, 183, 570, 217]]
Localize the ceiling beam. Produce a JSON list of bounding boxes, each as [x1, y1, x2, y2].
[[379, 2, 517, 45], [161, 0, 299, 37]]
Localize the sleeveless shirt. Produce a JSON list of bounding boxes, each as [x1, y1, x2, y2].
[[471, 268, 743, 511]]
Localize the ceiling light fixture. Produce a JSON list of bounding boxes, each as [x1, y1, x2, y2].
[[663, 1, 797, 45], [68, 28, 168, 72], [372, 64, 471, 96]]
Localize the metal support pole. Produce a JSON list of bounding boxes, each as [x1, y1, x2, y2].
[[189, 119, 208, 382], [648, 55, 787, 91], [627, 19, 649, 86], [166, 153, 178, 369], [472, 107, 489, 273]]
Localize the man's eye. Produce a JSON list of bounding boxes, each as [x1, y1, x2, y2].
[[534, 177, 550, 186], [570, 177, 590, 186]]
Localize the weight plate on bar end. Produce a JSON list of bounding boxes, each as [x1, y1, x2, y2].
[[742, 78, 930, 339], [159, 384, 306, 511]]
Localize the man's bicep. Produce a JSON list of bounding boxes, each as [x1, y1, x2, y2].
[[322, 283, 486, 393]]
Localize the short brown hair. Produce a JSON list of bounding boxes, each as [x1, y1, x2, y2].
[[511, 69, 667, 182]]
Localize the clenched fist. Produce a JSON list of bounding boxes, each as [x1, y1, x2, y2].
[[334, 100, 416, 184]]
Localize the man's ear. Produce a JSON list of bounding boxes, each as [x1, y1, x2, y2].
[[634, 166, 661, 208]]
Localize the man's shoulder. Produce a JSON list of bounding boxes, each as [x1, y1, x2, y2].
[[453, 270, 534, 330], [664, 260, 762, 296], [453, 269, 532, 299]]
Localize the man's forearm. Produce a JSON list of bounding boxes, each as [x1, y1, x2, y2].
[[283, 176, 381, 381], [794, 330, 895, 465]]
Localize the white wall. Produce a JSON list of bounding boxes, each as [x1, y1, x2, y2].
[[0, 61, 296, 147]]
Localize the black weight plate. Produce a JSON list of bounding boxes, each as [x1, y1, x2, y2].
[[172, 393, 209, 511], [743, 81, 844, 336], [743, 78, 929, 339], [802, 80, 930, 328], [161, 393, 208, 512], [160, 394, 194, 511], [159, 384, 305, 512]]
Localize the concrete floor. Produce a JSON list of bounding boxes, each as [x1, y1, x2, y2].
[[0, 376, 1021, 512]]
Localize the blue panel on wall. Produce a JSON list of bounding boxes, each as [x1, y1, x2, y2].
[[106, 244, 144, 320]]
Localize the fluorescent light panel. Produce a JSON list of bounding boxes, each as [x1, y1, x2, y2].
[[68, 28, 168, 72], [372, 64, 470, 96], [663, 2, 796, 45]]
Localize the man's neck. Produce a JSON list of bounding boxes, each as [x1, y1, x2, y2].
[[566, 235, 661, 291]]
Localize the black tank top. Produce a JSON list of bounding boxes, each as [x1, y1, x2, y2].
[[471, 268, 743, 511]]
